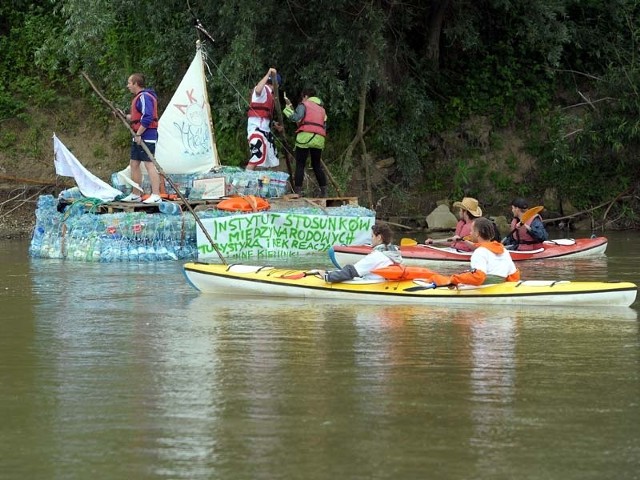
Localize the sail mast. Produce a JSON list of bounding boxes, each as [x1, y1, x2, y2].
[[197, 41, 220, 167]]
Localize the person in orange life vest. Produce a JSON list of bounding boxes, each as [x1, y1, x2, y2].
[[246, 67, 282, 171], [502, 197, 548, 251], [425, 197, 483, 251], [283, 88, 328, 197], [120, 73, 163, 204], [429, 217, 521, 287], [317, 223, 402, 283]]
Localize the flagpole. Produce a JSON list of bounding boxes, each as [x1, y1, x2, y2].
[[197, 41, 220, 167]]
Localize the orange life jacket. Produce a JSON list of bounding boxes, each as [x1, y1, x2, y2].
[[130, 90, 158, 131], [296, 100, 326, 136], [247, 86, 275, 119], [509, 215, 543, 250], [451, 219, 473, 251]]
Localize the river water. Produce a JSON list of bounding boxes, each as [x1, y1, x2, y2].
[[1, 233, 639, 479]]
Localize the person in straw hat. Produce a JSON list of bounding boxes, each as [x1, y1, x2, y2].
[[426, 197, 483, 251]]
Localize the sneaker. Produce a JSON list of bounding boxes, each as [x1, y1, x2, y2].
[[143, 194, 162, 204], [121, 193, 142, 202]]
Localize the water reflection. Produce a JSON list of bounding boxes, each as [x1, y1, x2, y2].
[[2, 236, 639, 478]]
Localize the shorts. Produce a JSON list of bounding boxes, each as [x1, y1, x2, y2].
[[248, 129, 279, 168], [130, 141, 156, 162]]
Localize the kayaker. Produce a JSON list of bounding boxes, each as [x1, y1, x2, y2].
[[319, 223, 402, 283], [428, 217, 521, 286], [425, 197, 485, 251], [502, 197, 548, 250]]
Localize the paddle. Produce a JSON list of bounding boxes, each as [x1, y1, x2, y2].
[[403, 279, 455, 291], [400, 238, 419, 246], [400, 237, 463, 247], [506, 205, 544, 237], [280, 269, 322, 280]]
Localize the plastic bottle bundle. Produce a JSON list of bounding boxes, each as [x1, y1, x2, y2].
[[164, 174, 194, 197], [29, 195, 57, 257], [30, 196, 65, 258], [268, 171, 289, 197], [29, 225, 46, 257], [229, 174, 247, 196], [36, 194, 56, 210], [83, 236, 102, 262], [189, 183, 206, 200], [99, 235, 116, 262], [110, 172, 132, 195], [183, 216, 197, 244], [159, 202, 182, 215], [58, 187, 85, 201], [328, 204, 376, 217]]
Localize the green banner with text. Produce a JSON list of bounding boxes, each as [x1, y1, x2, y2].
[[197, 212, 375, 259]]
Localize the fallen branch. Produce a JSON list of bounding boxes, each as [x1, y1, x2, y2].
[[382, 220, 413, 230], [602, 185, 635, 223], [0, 186, 48, 219], [542, 193, 634, 224]]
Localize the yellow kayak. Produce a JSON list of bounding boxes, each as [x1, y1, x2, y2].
[[183, 262, 637, 307]]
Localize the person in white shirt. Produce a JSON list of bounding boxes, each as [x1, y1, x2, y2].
[[246, 67, 281, 170], [319, 223, 402, 283], [429, 217, 521, 286]]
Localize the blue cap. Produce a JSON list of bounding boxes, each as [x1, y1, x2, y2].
[[268, 73, 282, 86]]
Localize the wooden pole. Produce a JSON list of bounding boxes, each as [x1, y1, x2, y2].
[[270, 80, 296, 187]]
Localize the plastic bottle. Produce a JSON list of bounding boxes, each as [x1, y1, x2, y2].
[[159, 202, 182, 215]]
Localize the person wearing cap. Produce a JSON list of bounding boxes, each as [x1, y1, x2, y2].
[[426, 197, 483, 251], [246, 67, 282, 171], [284, 88, 328, 197], [502, 197, 548, 250]]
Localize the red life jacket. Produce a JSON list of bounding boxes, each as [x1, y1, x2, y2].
[[247, 86, 275, 119], [130, 90, 158, 131], [296, 100, 326, 136], [451, 219, 473, 251], [509, 215, 543, 251]]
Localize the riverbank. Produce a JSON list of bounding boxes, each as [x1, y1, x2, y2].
[[0, 185, 51, 239]]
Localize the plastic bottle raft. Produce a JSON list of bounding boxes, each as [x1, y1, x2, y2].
[[29, 195, 375, 262]]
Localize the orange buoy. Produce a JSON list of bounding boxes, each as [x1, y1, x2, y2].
[[216, 195, 270, 212]]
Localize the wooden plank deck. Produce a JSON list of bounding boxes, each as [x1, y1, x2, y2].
[[93, 196, 360, 214]]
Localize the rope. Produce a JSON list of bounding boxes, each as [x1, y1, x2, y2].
[[62, 197, 105, 221]]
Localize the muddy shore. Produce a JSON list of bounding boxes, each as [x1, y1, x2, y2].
[[0, 186, 50, 240]]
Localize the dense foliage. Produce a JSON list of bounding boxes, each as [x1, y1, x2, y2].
[[1, 0, 639, 221]]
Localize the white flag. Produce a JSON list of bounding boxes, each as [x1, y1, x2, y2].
[[53, 134, 122, 201]]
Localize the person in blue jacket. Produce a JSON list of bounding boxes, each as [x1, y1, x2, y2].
[[121, 73, 163, 204]]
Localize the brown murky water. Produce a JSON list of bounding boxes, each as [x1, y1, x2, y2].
[[1, 233, 639, 479]]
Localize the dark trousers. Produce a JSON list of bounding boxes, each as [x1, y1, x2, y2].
[[294, 147, 327, 187]]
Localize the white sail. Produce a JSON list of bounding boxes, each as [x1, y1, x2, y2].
[[155, 42, 219, 174], [53, 134, 122, 201]]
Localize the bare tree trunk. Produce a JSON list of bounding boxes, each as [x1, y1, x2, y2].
[[356, 79, 374, 209], [424, 0, 451, 66]]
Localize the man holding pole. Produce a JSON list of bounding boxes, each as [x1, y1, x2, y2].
[[120, 73, 163, 203]]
